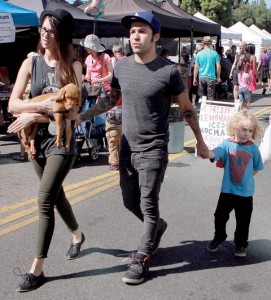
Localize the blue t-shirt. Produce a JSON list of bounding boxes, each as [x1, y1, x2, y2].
[[212, 139, 264, 197], [195, 48, 220, 80]]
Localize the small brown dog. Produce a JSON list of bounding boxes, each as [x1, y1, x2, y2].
[[21, 83, 80, 159]]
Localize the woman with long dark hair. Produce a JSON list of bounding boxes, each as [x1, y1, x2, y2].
[[8, 9, 85, 292]]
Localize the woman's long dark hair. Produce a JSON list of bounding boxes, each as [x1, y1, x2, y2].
[[36, 15, 78, 87]]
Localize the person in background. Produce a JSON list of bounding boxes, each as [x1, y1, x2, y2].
[[267, 45, 271, 90], [105, 44, 125, 170], [111, 43, 125, 66], [238, 63, 251, 110], [246, 43, 257, 100], [76, 11, 210, 285], [181, 46, 190, 66], [160, 48, 174, 64], [257, 47, 270, 95], [207, 110, 263, 258], [81, 34, 113, 93], [229, 42, 248, 102], [80, 34, 113, 149], [189, 43, 203, 107], [218, 46, 225, 59], [227, 44, 237, 64], [7, 9, 84, 292], [193, 36, 221, 101]]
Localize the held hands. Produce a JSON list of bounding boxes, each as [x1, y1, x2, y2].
[[195, 140, 210, 159]]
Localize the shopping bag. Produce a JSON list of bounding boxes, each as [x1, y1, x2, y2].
[[259, 124, 271, 163]]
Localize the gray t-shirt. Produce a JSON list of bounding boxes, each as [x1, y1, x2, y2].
[[111, 55, 185, 152]]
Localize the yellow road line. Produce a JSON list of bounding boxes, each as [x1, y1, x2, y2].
[[0, 173, 119, 213], [69, 179, 119, 206], [1, 106, 271, 236], [0, 216, 39, 236], [0, 177, 120, 226], [254, 106, 271, 116], [0, 179, 120, 235]]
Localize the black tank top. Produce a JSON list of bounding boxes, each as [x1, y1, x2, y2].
[[30, 55, 76, 158]]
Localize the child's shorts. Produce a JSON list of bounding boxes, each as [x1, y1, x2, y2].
[[239, 87, 250, 102]]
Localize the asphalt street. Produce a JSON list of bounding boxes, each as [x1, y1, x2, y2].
[[1, 90, 271, 300]]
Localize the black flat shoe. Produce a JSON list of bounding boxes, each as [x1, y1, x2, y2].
[[66, 232, 85, 260], [16, 271, 46, 292], [262, 88, 266, 95]]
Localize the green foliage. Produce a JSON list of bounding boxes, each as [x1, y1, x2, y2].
[[200, 0, 233, 27], [232, 0, 271, 31], [179, 0, 271, 32], [180, 0, 233, 27]]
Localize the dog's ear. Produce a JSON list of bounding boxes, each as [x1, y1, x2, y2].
[[55, 88, 65, 102]]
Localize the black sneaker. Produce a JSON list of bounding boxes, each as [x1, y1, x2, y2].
[[207, 240, 221, 252], [15, 271, 46, 292], [122, 252, 150, 284], [66, 232, 85, 260], [151, 218, 167, 255], [234, 247, 247, 257]]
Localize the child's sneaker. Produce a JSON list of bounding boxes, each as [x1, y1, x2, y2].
[[122, 252, 150, 284], [234, 247, 247, 257], [207, 240, 221, 252]]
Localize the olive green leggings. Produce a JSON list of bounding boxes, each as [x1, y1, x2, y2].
[[32, 155, 78, 258]]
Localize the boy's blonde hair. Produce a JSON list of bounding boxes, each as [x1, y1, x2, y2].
[[227, 109, 262, 140]]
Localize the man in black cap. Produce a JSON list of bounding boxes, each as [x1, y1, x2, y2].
[[77, 11, 209, 285]]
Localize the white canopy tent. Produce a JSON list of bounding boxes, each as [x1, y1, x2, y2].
[[262, 29, 271, 39], [230, 22, 270, 59], [194, 12, 242, 40], [249, 24, 271, 41]]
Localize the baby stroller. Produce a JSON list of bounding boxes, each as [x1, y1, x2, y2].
[[75, 96, 106, 161]]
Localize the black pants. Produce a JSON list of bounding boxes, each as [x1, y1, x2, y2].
[[120, 147, 168, 255], [213, 192, 253, 248]]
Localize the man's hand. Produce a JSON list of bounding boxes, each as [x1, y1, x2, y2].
[[193, 79, 198, 86], [196, 140, 210, 159], [74, 113, 83, 127]]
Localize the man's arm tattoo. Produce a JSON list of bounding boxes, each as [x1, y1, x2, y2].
[[183, 109, 202, 136], [80, 88, 121, 122]]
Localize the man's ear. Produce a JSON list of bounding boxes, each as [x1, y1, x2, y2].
[[154, 33, 160, 43]]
